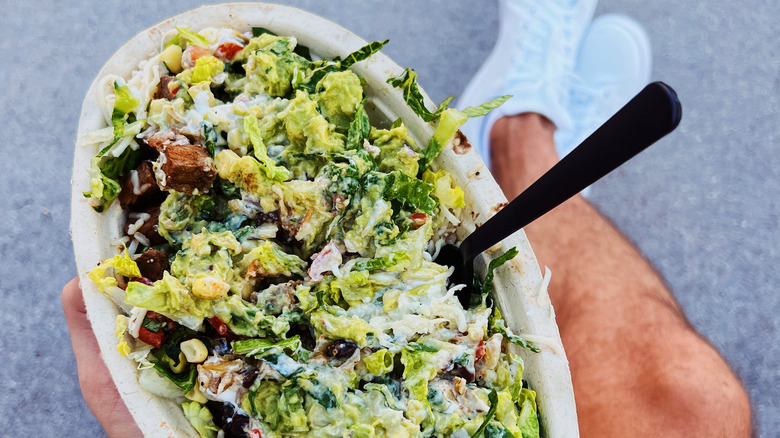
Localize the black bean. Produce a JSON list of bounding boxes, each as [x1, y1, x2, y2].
[[255, 209, 281, 225], [212, 338, 233, 356], [206, 401, 250, 437], [240, 366, 259, 388], [452, 364, 476, 383], [326, 340, 358, 359]]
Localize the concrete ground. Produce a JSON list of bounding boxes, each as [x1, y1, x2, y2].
[[1, 0, 776, 436]]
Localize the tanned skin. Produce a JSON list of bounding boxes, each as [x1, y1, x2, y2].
[[490, 113, 752, 437]]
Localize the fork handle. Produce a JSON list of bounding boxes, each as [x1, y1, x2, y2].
[[460, 82, 682, 264]]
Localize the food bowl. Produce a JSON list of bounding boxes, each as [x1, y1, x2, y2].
[[71, 3, 578, 436]]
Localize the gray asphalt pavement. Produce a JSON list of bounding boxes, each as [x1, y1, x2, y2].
[[0, 1, 776, 436]]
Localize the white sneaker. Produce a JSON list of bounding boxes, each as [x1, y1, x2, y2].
[[554, 14, 652, 159], [457, 0, 598, 168]]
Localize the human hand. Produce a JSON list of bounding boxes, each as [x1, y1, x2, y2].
[[62, 277, 143, 438]]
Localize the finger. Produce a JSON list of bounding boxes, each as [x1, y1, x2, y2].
[[62, 277, 143, 437]]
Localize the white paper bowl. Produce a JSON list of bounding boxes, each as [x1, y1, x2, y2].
[[71, 3, 578, 437]]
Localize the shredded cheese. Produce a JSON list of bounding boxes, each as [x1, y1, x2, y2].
[[127, 213, 151, 235]]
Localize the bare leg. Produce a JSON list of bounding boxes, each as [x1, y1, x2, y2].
[[490, 114, 752, 437]]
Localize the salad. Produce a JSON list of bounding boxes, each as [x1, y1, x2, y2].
[[84, 25, 541, 438]]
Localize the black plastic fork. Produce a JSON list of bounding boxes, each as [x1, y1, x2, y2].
[[435, 82, 682, 300]]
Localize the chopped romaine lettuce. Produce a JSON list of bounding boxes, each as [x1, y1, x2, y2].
[[151, 360, 197, 393], [310, 309, 373, 347], [517, 388, 541, 438], [182, 402, 220, 438], [232, 336, 302, 358], [387, 69, 510, 169], [166, 27, 209, 48], [387, 68, 452, 122], [179, 55, 224, 84], [481, 247, 519, 296], [125, 273, 213, 330], [489, 308, 541, 353], [423, 169, 466, 209], [212, 294, 290, 337], [383, 170, 437, 214], [296, 40, 388, 94], [251, 380, 310, 434], [243, 115, 292, 181], [88, 249, 141, 292], [363, 349, 394, 375], [471, 389, 499, 438], [346, 98, 371, 150]]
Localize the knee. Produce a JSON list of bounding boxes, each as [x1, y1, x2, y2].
[[649, 339, 752, 436]]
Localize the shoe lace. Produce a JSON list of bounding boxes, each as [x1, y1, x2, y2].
[[567, 74, 619, 128], [502, 1, 585, 101]]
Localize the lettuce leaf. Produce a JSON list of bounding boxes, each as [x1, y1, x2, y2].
[[244, 115, 291, 181], [489, 308, 540, 353], [87, 249, 141, 292], [125, 272, 213, 330], [400, 345, 438, 402], [310, 309, 373, 347], [386, 68, 452, 122], [328, 270, 396, 307], [363, 349, 394, 375], [352, 252, 410, 271], [182, 402, 220, 438], [422, 169, 465, 209], [471, 389, 499, 438], [237, 240, 306, 278], [184, 55, 224, 84], [85, 81, 145, 212], [481, 247, 519, 295], [296, 40, 388, 94], [341, 40, 388, 69], [166, 27, 209, 48], [232, 336, 302, 358], [278, 90, 346, 155], [387, 69, 509, 169], [346, 98, 371, 150], [151, 360, 197, 393], [251, 27, 312, 60], [113, 81, 139, 115], [83, 157, 122, 213], [461, 95, 512, 118], [251, 380, 309, 433], [383, 170, 437, 214], [212, 295, 290, 338], [419, 107, 468, 170], [517, 388, 541, 438]]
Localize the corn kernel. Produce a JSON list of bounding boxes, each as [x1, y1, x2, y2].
[[181, 338, 209, 364], [192, 276, 229, 300], [161, 45, 183, 74]]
